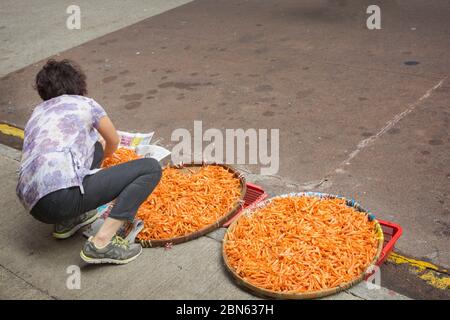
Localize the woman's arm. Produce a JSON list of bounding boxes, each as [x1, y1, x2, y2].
[[96, 116, 120, 158]]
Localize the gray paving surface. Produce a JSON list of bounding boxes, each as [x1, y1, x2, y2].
[[1, 0, 448, 299]]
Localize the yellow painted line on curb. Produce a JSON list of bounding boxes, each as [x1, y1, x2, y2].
[[0, 124, 24, 139], [388, 252, 447, 272], [420, 271, 450, 290], [388, 252, 449, 290]]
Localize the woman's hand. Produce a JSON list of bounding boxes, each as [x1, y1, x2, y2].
[[96, 116, 120, 159]]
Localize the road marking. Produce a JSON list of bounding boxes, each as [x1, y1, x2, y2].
[[388, 252, 449, 290], [419, 271, 450, 290], [0, 123, 24, 139]]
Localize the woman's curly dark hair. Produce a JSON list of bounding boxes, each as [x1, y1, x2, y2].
[[35, 59, 87, 101]]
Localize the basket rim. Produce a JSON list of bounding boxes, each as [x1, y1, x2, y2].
[[222, 192, 384, 299], [138, 162, 247, 248]]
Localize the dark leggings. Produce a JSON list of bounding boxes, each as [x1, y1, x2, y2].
[[31, 143, 162, 224]]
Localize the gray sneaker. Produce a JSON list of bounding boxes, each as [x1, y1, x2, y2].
[[53, 210, 99, 239], [80, 235, 142, 265]]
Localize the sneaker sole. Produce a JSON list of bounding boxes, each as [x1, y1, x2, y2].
[[53, 212, 99, 240], [79, 247, 142, 265]]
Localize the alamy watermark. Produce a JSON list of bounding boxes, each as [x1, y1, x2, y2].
[[365, 265, 381, 290], [66, 265, 81, 290], [66, 5, 81, 30], [366, 5, 381, 30]]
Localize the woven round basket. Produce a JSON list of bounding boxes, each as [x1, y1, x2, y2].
[[222, 192, 384, 299], [138, 163, 247, 248]]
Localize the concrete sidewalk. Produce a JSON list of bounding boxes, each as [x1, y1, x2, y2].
[[0, 144, 409, 300]]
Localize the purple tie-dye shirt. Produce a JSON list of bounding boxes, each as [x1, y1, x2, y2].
[[16, 95, 107, 211]]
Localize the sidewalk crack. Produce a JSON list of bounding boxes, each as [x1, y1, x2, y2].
[[344, 289, 366, 300], [0, 263, 58, 300]]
